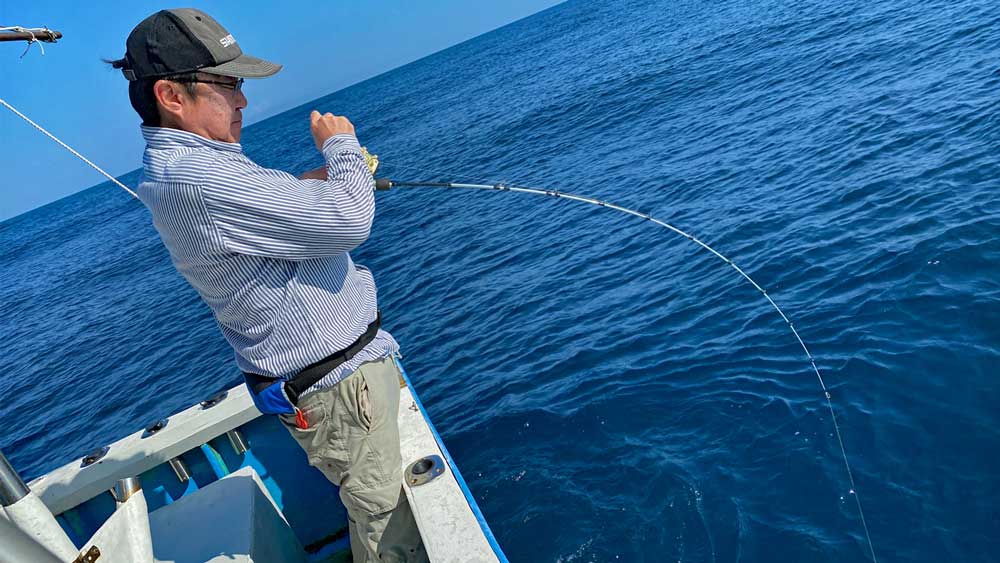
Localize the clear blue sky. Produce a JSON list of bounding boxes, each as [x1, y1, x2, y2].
[[0, 0, 563, 221]]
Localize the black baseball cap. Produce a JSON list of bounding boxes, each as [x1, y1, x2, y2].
[[119, 8, 281, 81]]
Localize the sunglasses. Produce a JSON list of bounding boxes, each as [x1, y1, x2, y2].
[[169, 76, 244, 93]]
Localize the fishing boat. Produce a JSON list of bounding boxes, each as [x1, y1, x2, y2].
[[1, 357, 507, 562], [1, 19, 884, 562], [0, 25, 507, 563]]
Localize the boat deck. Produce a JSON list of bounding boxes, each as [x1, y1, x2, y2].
[[25, 358, 505, 562]]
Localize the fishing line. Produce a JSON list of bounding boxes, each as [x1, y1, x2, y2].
[[3, 96, 877, 560], [376, 178, 879, 563], [0, 98, 139, 198]]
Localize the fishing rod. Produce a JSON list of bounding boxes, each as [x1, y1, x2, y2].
[[2, 94, 878, 561], [376, 178, 879, 562]]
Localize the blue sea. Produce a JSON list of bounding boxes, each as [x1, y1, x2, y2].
[[2, 0, 998, 561]]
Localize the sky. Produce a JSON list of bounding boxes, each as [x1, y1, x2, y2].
[[0, 0, 564, 221]]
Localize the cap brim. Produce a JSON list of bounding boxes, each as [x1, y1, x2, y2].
[[201, 54, 282, 78]]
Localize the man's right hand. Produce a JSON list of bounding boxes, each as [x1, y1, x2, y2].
[[310, 110, 356, 150]]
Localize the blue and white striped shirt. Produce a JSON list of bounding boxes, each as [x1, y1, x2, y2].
[[137, 126, 398, 392]]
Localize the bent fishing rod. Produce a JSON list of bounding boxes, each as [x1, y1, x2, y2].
[[2, 96, 878, 563], [380, 179, 878, 561]]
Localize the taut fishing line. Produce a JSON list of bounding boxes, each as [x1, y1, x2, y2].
[[2, 97, 877, 562], [378, 175, 878, 560]]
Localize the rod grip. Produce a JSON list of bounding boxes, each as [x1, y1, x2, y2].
[[375, 178, 392, 191]]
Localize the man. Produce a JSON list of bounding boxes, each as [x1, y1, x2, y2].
[[109, 9, 424, 562]]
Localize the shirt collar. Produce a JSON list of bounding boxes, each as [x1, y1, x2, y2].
[[141, 125, 243, 154]]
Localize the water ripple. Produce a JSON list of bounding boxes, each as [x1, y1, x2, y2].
[[3, 0, 999, 561]]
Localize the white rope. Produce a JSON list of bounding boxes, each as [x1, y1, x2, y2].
[[0, 26, 53, 32], [0, 98, 138, 199], [0, 26, 51, 56], [390, 179, 879, 563]]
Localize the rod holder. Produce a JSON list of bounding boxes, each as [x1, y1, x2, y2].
[[226, 430, 248, 455], [168, 458, 191, 483], [110, 477, 141, 504]]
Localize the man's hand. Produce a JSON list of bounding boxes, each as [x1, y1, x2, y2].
[[310, 110, 356, 150]]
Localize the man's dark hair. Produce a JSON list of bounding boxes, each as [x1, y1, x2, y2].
[[104, 58, 198, 127]]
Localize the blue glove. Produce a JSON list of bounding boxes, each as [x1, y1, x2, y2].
[[247, 381, 296, 415]]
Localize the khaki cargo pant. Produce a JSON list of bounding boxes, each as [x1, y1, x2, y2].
[[280, 356, 427, 563]]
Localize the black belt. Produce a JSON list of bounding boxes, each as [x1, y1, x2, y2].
[[243, 310, 382, 405]]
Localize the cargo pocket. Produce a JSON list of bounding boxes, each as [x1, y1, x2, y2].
[[279, 396, 344, 471], [342, 475, 402, 518], [341, 434, 399, 516]]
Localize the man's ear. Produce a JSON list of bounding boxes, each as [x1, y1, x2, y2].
[[153, 80, 188, 121]]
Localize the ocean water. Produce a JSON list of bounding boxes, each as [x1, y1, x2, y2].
[[2, 0, 999, 561]]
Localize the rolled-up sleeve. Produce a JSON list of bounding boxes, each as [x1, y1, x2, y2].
[[200, 134, 375, 260]]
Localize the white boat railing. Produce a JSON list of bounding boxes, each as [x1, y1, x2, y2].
[[29, 385, 260, 516]]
